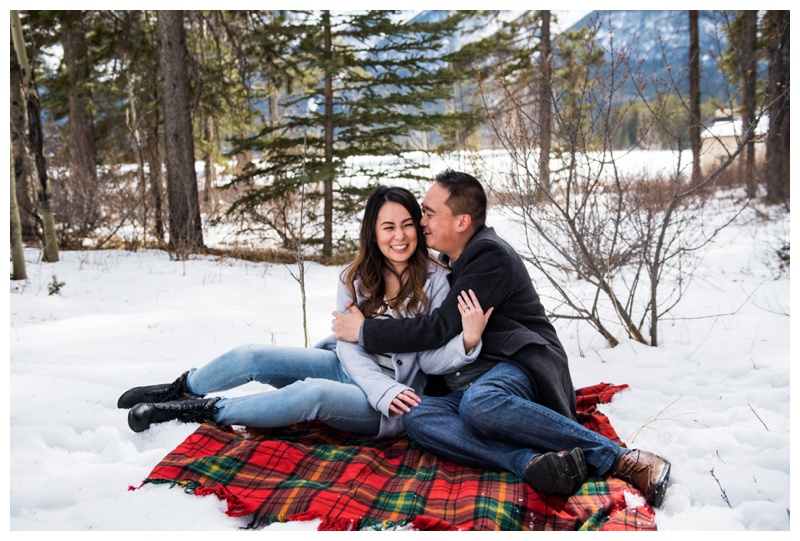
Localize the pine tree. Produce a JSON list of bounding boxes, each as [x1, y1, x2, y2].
[[226, 10, 474, 258]]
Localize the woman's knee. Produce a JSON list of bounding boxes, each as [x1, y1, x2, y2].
[[287, 377, 334, 403], [220, 344, 272, 372]]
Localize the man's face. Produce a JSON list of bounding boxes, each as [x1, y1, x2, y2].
[[421, 182, 463, 258]]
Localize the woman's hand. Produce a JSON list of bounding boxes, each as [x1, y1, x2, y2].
[[457, 289, 493, 352], [389, 389, 421, 415]]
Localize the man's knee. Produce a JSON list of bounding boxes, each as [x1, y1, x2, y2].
[[459, 378, 530, 438], [459, 386, 500, 436], [402, 402, 428, 438]]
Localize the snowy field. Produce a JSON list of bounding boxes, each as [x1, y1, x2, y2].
[[8, 190, 791, 533]]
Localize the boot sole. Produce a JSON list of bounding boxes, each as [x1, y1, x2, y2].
[[649, 456, 671, 508]]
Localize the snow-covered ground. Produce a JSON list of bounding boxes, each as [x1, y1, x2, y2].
[[8, 191, 790, 531]]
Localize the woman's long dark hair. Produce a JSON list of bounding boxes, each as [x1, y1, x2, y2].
[[341, 186, 433, 318]]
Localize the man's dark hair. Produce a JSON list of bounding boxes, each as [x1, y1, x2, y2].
[[434, 169, 487, 229]]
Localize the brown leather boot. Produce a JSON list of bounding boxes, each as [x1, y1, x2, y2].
[[612, 449, 671, 508]]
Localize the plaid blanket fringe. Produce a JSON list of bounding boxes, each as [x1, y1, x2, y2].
[[137, 382, 658, 531]]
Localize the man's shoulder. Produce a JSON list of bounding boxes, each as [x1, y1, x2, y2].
[[465, 227, 516, 259]]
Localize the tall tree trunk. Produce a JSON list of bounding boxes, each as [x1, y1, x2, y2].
[[10, 56, 39, 242], [742, 10, 758, 197], [202, 116, 215, 207], [148, 120, 166, 243], [11, 10, 59, 262], [322, 10, 334, 258], [538, 10, 552, 195], [10, 144, 27, 280], [62, 10, 98, 241], [765, 10, 790, 205], [689, 10, 702, 184], [124, 53, 149, 247], [147, 75, 166, 243], [157, 10, 204, 253]]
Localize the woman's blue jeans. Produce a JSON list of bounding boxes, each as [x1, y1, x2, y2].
[[184, 344, 381, 435], [402, 362, 625, 478]]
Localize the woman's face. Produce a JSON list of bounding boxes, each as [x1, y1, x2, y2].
[[374, 201, 418, 272]]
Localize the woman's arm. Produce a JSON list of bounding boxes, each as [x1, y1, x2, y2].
[[333, 272, 416, 418], [457, 289, 493, 352]]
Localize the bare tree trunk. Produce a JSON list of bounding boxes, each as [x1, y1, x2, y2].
[[124, 57, 149, 247], [689, 10, 702, 184], [765, 10, 790, 205], [62, 10, 99, 242], [202, 117, 215, 208], [157, 10, 204, 253], [10, 144, 27, 280], [538, 10, 552, 195], [742, 10, 758, 197], [322, 10, 334, 258], [10, 56, 38, 242], [147, 123, 166, 243], [11, 10, 59, 262]]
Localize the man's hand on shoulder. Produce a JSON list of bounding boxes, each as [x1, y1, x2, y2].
[[332, 302, 364, 343]]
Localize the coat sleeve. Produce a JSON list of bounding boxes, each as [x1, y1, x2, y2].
[[415, 265, 483, 374], [334, 272, 411, 417], [362, 242, 514, 354]]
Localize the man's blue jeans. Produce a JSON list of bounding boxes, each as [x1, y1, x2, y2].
[[184, 344, 381, 434], [403, 362, 625, 478]]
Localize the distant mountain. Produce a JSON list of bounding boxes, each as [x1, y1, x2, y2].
[[566, 10, 732, 100], [403, 10, 732, 101]]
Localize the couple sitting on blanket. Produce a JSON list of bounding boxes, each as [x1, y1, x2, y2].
[[119, 170, 671, 508]]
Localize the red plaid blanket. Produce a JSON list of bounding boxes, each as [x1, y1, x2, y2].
[[137, 382, 657, 530]]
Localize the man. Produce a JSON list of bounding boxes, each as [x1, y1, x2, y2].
[[333, 169, 671, 507]]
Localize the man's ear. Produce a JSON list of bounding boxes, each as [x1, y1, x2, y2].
[[456, 213, 472, 233]]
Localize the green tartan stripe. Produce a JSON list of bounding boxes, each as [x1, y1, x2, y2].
[[273, 473, 336, 491], [576, 475, 611, 497], [307, 444, 364, 462], [185, 455, 247, 486], [395, 464, 440, 481], [580, 507, 612, 531], [357, 482, 428, 516], [141, 478, 203, 494], [471, 495, 529, 530]]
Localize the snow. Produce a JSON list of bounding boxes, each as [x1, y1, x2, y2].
[[8, 188, 792, 532], [704, 115, 770, 139]]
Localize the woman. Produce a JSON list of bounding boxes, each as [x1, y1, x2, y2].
[[119, 186, 490, 438]]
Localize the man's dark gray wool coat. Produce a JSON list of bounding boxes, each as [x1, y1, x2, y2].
[[361, 225, 577, 421]]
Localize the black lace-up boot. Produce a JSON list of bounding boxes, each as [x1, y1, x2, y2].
[[524, 447, 588, 497], [117, 371, 203, 409], [128, 397, 221, 433]]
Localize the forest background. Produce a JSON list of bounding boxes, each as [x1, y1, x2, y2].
[[9, 9, 790, 349]]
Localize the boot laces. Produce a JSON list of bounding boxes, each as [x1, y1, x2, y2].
[[617, 450, 649, 482], [156, 398, 219, 422], [154, 372, 190, 402]]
